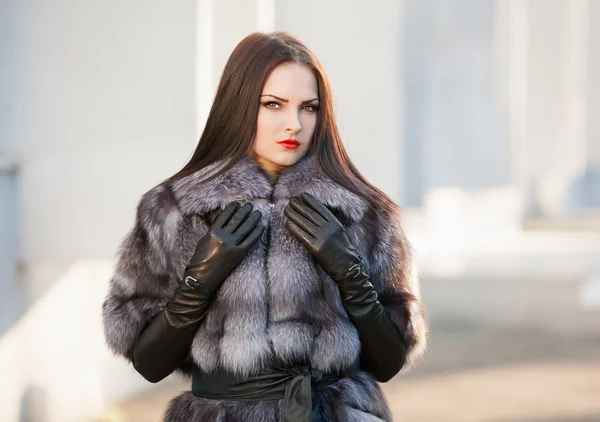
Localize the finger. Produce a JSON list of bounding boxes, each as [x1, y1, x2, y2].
[[289, 197, 322, 227], [285, 207, 317, 239], [239, 223, 264, 248], [225, 202, 253, 234], [233, 209, 261, 243], [300, 193, 333, 222], [213, 202, 240, 228], [285, 219, 313, 246]]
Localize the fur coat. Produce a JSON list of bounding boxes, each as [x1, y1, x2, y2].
[[102, 152, 427, 421]]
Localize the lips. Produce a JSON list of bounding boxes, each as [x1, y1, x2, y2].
[[277, 139, 300, 150]]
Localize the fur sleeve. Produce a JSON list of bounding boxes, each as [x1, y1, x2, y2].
[[364, 206, 428, 372], [101, 184, 183, 361]]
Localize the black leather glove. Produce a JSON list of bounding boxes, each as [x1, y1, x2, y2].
[[284, 193, 406, 382], [284, 193, 364, 284], [336, 258, 407, 382], [132, 201, 264, 383]]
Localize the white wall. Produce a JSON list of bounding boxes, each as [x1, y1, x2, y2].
[[586, 0, 600, 168], [2, 0, 198, 303]]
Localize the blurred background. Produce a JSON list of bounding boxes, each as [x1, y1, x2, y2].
[[1, 0, 599, 421]]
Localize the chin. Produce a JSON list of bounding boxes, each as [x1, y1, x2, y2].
[[261, 151, 306, 167], [275, 156, 299, 166]]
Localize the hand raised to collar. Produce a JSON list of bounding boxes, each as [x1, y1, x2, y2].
[[283, 192, 363, 284]]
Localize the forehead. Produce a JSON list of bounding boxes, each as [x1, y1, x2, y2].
[[262, 62, 318, 98]]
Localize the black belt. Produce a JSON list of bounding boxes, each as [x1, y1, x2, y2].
[[191, 363, 350, 422]]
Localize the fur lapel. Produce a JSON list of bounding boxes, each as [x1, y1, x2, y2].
[[170, 151, 369, 225]]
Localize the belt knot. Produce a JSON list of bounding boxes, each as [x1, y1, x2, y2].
[[310, 369, 323, 383]]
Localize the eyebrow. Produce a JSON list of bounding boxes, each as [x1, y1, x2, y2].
[[260, 94, 319, 104]]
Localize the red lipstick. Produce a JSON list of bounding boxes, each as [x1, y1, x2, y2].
[[277, 139, 300, 150]]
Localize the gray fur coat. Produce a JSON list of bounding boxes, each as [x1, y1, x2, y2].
[[102, 152, 427, 421]]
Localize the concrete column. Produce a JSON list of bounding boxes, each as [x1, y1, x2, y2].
[[0, 159, 21, 335], [0, 2, 24, 333], [499, 0, 530, 215], [563, 0, 590, 180], [587, 0, 600, 169]]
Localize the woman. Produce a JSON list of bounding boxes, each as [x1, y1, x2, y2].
[[102, 31, 428, 421]]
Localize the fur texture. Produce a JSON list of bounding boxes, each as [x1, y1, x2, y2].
[[102, 152, 428, 421]]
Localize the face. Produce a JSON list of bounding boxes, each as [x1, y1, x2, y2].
[[251, 62, 319, 175]]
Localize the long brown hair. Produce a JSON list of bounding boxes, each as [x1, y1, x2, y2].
[[160, 31, 401, 219]]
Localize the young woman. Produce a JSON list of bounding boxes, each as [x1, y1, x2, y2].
[[102, 31, 428, 422]]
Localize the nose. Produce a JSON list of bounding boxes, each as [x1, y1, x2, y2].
[[286, 109, 302, 135]]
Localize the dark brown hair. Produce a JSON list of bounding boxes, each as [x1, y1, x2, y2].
[[160, 31, 401, 219]]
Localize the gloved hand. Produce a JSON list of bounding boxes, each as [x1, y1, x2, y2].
[[284, 193, 407, 382], [132, 201, 264, 383], [183, 200, 265, 292], [283, 192, 363, 284]]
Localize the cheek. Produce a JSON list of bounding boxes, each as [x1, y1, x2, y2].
[[301, 114, 318, 135], [254, 111, 280, 146], [256, 111, 280, 140]]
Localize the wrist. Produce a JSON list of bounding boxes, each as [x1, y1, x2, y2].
[[182, 258, 227, 292], [325, 253, 363, 284], [336, 259, 382, 308], [165, 275, 216, 323], [332, 257, 366, 284], [181, 274, 216, 294]]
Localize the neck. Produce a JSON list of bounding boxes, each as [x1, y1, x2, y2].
[[250, 153, 286, 185]]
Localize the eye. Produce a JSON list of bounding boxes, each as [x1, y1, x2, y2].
[[303, 104, 319, 113], [262, 101, 280, 109]]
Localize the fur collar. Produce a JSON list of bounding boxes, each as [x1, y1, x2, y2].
[[170, 152, 369, 225]]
